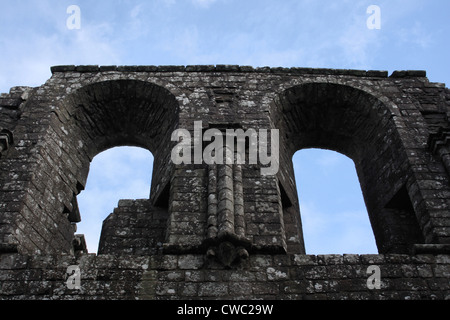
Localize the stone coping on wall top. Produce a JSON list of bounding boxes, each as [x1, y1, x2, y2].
[[49, 65, 427, 79], [1, 252, 449, 266]]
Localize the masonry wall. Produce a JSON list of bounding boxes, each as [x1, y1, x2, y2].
[[1, 65, 450, 300], [98, 200, 168, 256], [0, 253, 448, 300]]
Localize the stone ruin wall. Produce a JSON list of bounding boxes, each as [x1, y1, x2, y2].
[[0, 65, 449, 300]]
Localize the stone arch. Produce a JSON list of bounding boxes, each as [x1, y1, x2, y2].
[[273, 82, 425, 254], [14, 79, 179, 254]]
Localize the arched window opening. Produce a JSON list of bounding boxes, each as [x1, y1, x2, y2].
[[76, 146, 154, 254], [293, 148, 378, 254], [274, 82, 425, 255]]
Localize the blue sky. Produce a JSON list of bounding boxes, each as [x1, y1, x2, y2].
[[1, 0, 449, 254]]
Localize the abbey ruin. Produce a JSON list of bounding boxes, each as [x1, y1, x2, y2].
[[0, 65, 449, 300]]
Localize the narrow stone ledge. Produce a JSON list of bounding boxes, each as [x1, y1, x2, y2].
[[270, 67, 291, 74], [366, 70, 389, 78], [215, 65, 240, 72], [99, 65, 117, 72], [239, 66, 255, 72], [50, 65, 76, 73], [287, 67, 367, 76], [75, 65, 100, 73], [116, 65, 138, 72], [255, 67, 271, 73], [334, 69, 367, 76], [136, 65, 159, 72], [49, 65, 394, 78], [390, 70, 427, 78], [186, 65, 215, 72], [157, 65, 186, 72]]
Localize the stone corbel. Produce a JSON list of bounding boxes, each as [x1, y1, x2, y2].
[[206, 240, 250, 269]]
